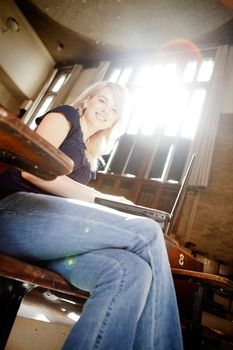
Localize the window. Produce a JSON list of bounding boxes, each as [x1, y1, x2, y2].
[[29, 69, 72, 129], [100, 54, 215, 183]]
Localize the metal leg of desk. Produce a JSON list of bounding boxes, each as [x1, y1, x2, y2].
[[185, 284, 205, 350], [0, 277, 33, 350]]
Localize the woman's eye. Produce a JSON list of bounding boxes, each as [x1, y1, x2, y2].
[[98, 97, 106, 103]]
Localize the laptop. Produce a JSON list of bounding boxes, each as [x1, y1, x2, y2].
[[94, 153, 196, 234]]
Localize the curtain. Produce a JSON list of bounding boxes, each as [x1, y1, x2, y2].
[[189, 45, 233, 187]]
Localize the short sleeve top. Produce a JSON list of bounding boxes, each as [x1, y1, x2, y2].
[[0, 105, 95, 199]]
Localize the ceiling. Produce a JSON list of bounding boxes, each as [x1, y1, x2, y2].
[[16, 0, 233, 64]]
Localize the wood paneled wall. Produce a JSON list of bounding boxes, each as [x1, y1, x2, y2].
[[90, 173, 180, 213]]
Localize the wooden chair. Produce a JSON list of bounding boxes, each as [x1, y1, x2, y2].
[[172, 268, 233, 350], [0, 254, 89, 350]]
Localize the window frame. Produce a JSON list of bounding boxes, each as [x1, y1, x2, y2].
[[99, 49, 216, 184]]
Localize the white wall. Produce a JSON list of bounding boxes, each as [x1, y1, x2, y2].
[[0, 0, 54, 100], [0, 80, 19, 113], [64, 62, 110, 105]]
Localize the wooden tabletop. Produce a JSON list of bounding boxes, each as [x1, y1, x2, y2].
[[0, 108, 74, 180], [172, 268, 233, 293]]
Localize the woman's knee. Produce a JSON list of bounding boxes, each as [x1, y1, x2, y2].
[[46, 249, 152, 300], [95, 249, 152, 286], [128, 217, 165, 250], [91, 250, 152, 316], [73, 249, 151, 294]]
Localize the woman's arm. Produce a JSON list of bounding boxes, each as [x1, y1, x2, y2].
[[35, 112, 72, 148], [22, 112, 132, 203], [21, 171, 106, 202]]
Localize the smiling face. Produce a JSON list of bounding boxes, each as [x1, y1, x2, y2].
[[83, 87, 119, 133]]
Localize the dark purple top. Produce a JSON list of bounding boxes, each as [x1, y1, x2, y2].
[[0, 105, 95, 199]]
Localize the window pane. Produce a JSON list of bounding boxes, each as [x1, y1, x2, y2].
[[134, 66, 151, 86], [141, 110, 160, 135], [108, 68, 121, 82], [51, 74, 68, 92], [139, 90, 161, 135], [104, 52, 215, 178], [99, 140, 120, 172], [123, 135, 153, 177], [182, 61, 197, 82], [127, 113, 142, 134], [164, 88, 189, 136], [164, 63, 177, 83], [126, 90, 143, 134], [30, 95, 54, 129], [197, 59, 214, 82], [118, 67, 132, 86], [127, 86, 163, 136], [167, 138, 191, 182], [151, 64, 164, 84], [148, 136, 174, 180], [108, 134, 135, 174], [181, 89, 206, 138]]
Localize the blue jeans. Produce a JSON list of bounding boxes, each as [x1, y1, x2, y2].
[[0, 192, 183, 350]]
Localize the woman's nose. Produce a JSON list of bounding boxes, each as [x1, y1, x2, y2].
[[101, 105, 109, 114]]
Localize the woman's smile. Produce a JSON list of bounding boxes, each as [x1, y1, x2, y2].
[[96, 112, 107, 122]]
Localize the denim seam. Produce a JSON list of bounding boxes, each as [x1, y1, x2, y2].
[[93, 256, 127, 349], [0, 192, 29, 209]]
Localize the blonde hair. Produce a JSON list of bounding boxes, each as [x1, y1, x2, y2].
[[72, 81, 129, 171]]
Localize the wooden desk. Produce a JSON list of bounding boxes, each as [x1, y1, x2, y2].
[[172, 268, 233, 350], [0, 107, 74, 180], [172, 268, 233, 293]]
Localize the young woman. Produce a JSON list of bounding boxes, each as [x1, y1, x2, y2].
[[0, 81, 183, 350]]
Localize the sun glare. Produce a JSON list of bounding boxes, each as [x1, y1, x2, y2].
[[125, 58, 213, 139]]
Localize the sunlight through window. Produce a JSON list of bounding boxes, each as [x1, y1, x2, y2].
[[182, 61, 197, 82], [134, 65, 151, 86], [91, 52, 215, 181], [51, 74, 68, 92], [118, 67, 133, 86], [197, 59, 214, 82], [164, 88, 189, 136], [181, 89, 206, 138], [30, 96, 54, 129], [126, 90, 143, 134], [124, 59, 212, 140], [161, 144, 174, 181], [108, 68, 121, 83]]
